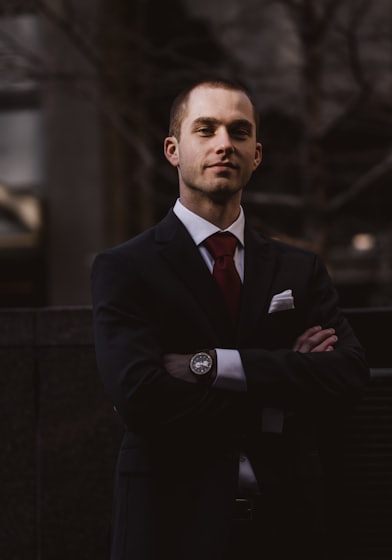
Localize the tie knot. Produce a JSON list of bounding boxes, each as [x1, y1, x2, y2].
[[204, 232, 238, 259]]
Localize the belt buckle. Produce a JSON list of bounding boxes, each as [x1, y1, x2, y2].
[[234, 498, 254, 522]]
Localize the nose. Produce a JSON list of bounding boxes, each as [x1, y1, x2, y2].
[[215, 127, 234, 155]]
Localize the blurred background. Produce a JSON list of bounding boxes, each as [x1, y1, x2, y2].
[[1, 3, 392, 559], [0, 0, 391, 308]]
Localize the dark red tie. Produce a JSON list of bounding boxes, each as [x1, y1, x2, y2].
[[204, 232, 242, 324]]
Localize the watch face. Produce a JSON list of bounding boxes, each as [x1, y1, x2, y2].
[[190, 352, 213, 376]]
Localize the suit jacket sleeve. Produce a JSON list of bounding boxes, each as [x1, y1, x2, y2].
[[239, 253, 369, 411], [92, 231, 369, 434], [91, 249, 241, 434]]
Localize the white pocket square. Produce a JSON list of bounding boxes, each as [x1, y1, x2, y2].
[[268, 289, 295, 314]]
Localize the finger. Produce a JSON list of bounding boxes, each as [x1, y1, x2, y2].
[[295, 329, 336, 353], [292, 326, 322, 351], [310, 334, 338, 353], [309, 329, 336, 347]]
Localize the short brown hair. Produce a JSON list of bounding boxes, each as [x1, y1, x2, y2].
[[168, 78, 260, 140]]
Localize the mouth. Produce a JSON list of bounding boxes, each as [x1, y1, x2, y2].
[[207, 162, 238, 170]]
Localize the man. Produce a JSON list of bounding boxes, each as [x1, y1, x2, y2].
[[91, 78, 368, 560]]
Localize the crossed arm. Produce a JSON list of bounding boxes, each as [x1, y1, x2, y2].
[[92, 250, 368, 428], [163, 325, 338, 385]]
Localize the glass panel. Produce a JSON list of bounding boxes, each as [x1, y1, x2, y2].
[[0, 14, 40, 92], [0, 109, 44, 191]]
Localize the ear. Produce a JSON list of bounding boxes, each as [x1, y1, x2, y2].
[[164, 136, 179, 167], [253, 142, 263, 170]]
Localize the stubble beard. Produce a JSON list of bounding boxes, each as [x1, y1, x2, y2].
[[186, 167, 245, 205], [191, 180, 243, 206]]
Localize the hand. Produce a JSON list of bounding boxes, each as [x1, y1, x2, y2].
[[163, 353, 197, 383], [292, 325, 337, 353]]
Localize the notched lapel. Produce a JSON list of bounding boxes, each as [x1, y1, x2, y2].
[[155, 211, 231, 338], [237, 228, 278, 344]]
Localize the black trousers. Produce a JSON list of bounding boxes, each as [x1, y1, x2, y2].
[[225, 485, 331, 560]]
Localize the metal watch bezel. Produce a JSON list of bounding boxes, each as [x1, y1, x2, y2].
[[189, 351, 213, 376]]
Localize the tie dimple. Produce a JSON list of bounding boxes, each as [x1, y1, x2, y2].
[[204, 232, 238, 260]]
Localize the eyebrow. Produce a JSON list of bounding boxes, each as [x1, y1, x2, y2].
[[191, 117, 254, 131]]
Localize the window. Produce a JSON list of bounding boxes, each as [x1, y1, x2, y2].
[[0, 12, 45, 306]]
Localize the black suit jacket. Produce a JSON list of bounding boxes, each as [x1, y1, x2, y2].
[[91, 210, 368, 560]]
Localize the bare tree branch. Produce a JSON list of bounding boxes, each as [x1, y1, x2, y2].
[[0, 24, 43, 68], [31, 0, 105, 76], [2, 0, 391, 248], [278, 0, 341, 41], [328, 150, 392, 212], [344, 0, 373, 93], [73, 83, 155, 168], [321, 0, 343, 35]]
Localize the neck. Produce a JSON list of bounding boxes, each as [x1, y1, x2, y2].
[[179, 194, 242, 230]]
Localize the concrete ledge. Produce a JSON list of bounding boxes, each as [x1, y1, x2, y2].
[[1, 306, 391, 560]]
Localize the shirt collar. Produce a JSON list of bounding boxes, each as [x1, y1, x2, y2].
[[173, 198, 245, 247]]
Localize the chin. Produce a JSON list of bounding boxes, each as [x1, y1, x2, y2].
[[207, 186, 240, 204]]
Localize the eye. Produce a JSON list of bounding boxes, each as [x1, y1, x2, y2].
[[196, 126, 214, 136], [231, 128, 250, 139]]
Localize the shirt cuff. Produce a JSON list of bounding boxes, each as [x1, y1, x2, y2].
[[213, 349, 247, 392]]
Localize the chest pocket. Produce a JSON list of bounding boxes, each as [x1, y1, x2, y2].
[[259, 308, 302, 350]]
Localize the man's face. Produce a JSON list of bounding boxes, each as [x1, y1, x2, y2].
[[164, 86, 262, 204]]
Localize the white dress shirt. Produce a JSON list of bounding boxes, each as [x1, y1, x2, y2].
[[173, 199, 286, 492], [173, 198, 247, 391], [173, 199, 262, 493], [173, 199, 284, 436]]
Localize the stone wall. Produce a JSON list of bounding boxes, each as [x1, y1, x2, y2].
[[0, 307, 122, 560]]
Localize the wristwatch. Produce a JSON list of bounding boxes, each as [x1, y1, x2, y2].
[[189, 351, 215, 380]]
